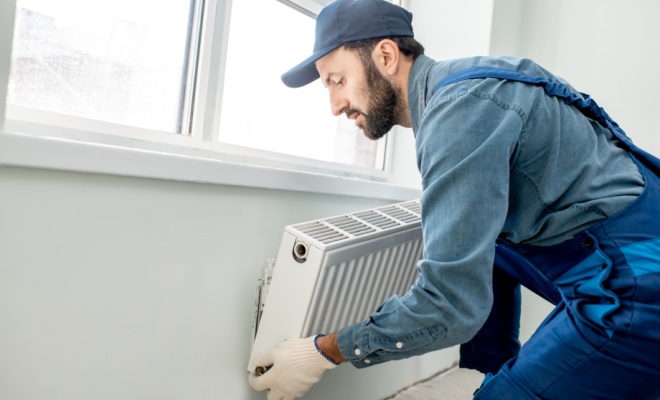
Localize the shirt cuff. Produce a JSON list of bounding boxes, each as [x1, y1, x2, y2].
[[337, 321, 385, 368], [337, 319, 449, 369]]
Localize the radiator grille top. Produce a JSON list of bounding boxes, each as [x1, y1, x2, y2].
[[288, 200, 421, 248]]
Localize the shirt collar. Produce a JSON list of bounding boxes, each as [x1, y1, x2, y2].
[[407, 55, 436, 134]]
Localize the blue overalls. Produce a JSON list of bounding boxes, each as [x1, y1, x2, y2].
[[434, 67, 660, 399]]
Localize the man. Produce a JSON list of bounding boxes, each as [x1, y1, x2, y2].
[[248, 0, 660, 399]]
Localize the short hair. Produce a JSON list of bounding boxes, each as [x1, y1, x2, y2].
[[342, 36, 425, 65]]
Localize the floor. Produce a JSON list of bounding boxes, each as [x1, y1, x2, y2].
[[384, 367, 485, 400]]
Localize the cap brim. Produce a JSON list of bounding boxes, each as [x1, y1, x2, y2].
[[281, 45, 339, 88]]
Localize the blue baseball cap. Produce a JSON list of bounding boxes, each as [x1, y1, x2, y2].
[[281, 0, 414, 88]]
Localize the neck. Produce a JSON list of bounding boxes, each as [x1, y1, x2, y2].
[[395, 57, 414, 128]]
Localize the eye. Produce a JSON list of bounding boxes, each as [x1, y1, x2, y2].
[[336, 78, 345, 87]]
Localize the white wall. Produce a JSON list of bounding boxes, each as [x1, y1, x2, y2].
[[0, 166, 460, 400]]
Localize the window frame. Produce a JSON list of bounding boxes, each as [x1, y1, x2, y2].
[[0, 0, 421, 201]]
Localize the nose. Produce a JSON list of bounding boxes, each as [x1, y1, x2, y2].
[[329, 87, 348, 117]]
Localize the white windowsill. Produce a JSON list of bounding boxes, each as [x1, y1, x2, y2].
[[0, 129, 422, 201]]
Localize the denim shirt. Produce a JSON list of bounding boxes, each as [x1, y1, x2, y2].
[[337, 55, 644, 368]]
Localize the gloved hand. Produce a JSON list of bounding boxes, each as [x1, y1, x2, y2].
[[248, 334, 339, 400]]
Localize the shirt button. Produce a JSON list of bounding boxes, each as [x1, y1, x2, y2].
[[354, 348, 361, 356], [396, 342, 403, 349], [364, 359, 371, 364]]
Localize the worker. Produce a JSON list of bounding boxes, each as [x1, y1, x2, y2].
[[248, 0, 660, 399]]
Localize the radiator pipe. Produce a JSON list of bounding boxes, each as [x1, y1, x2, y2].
[[293, 240, 309, 263]]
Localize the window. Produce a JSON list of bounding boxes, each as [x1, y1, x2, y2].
[[5, 0, 390, 177], [8, 0, 198, 134], [219, 0, 384, 169]]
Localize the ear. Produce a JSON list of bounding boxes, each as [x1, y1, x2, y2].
[[373, 39, 400, 76]]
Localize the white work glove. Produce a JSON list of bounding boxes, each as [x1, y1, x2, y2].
[[248, 335, 338, 400]]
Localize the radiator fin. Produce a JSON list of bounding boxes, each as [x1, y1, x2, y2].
[[294, 221, 349, 243], [379, 206, 419, 223], [291, 200, 422, 245], [352, 210, 399, 230], [398, 200, 422, 216], [325, 216, 376, 236], [301, 237, 423, 336]]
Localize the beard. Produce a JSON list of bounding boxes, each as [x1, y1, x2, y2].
[[346, 59, 403, 141]]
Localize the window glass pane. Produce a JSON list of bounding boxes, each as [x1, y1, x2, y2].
[[8, 0, 195, 133], [219, 0, 383, 169]]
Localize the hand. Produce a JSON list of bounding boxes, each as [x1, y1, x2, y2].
[[248, 335, 339, 400]]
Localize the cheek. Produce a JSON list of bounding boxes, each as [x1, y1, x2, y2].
[[353, 85, 372, 110]]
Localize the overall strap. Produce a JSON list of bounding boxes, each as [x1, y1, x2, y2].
[[433, 66, 637, 152]]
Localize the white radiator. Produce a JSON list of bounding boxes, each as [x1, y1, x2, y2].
[[248, 200, 423, 373]]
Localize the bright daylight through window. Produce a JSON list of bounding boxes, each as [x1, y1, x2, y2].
[[8, 0, 195, 133], [219, 0, 385, 170], [6, 0, 386, 172]]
